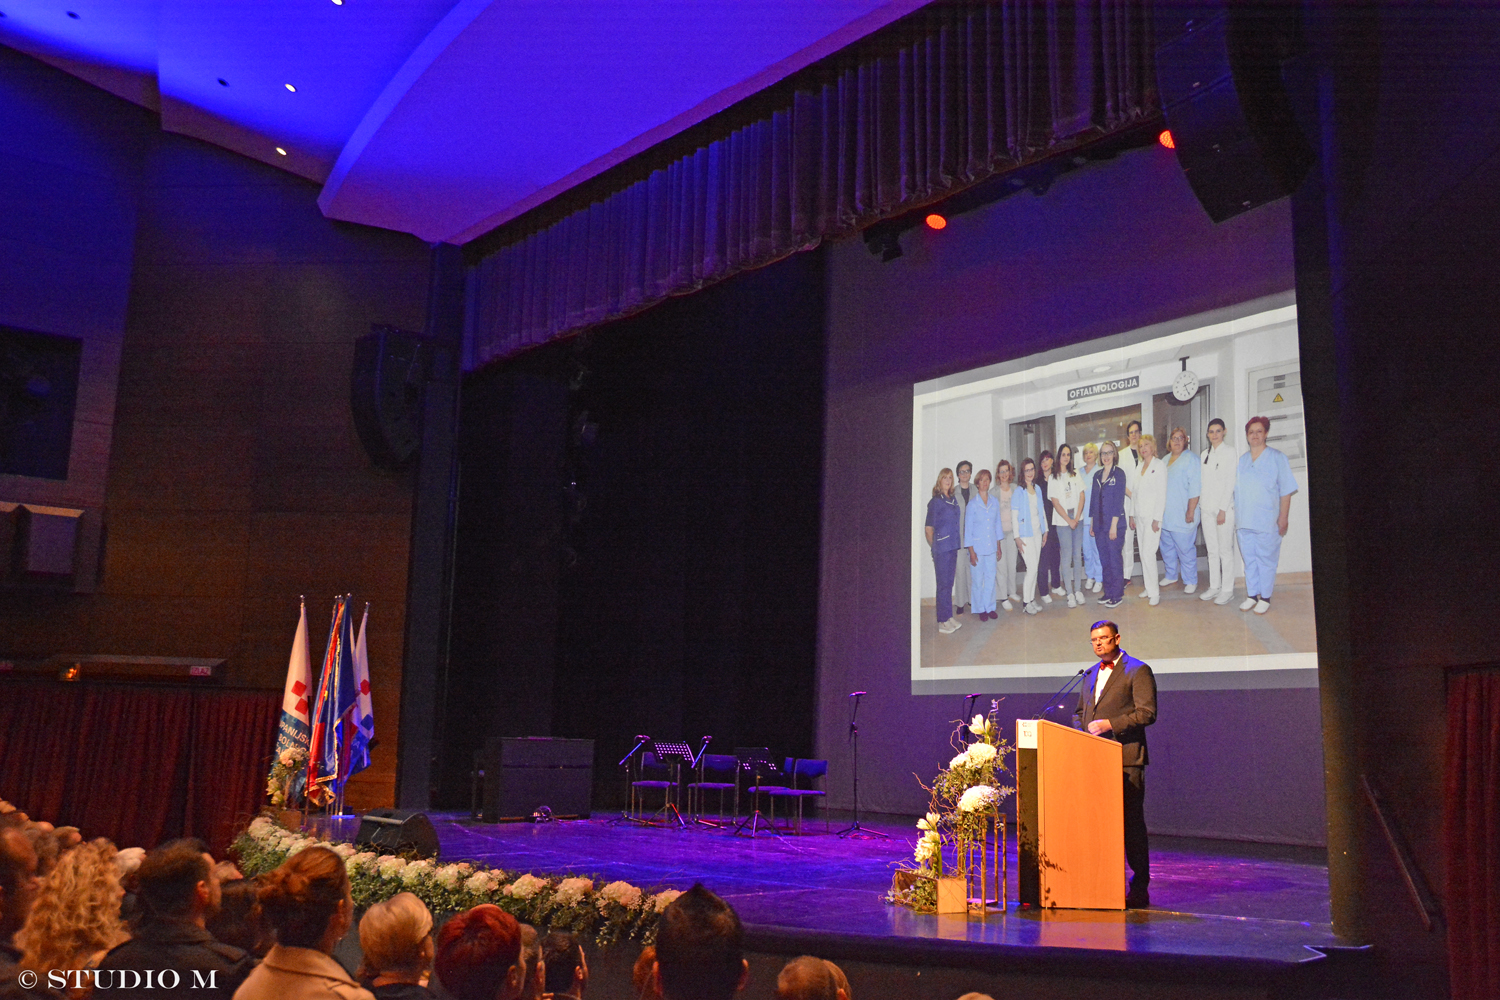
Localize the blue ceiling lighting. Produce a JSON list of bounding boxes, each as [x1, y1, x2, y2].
[[0, 0, 932, 243]]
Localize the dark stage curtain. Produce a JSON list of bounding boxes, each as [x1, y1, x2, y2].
[[0, 681, 280, 855], [469, 0, 1158, 364], [1446, 665, 1500, 1000]]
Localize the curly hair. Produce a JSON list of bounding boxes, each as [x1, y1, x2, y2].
[[16, 838, 128, 974]]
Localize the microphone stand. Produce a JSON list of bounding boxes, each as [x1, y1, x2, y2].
[[611, 735, 651, 825], [1032, 670, 1087, 721], [838, 692, 888, 840]]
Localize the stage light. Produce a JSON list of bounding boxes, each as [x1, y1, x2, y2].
[[275, 147, 287, 156], [925, 214, 947, 230], [285, 83, 297, 93], [1158, 129, 1175, 149]]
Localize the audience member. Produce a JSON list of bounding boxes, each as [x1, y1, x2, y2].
[[631, 946, 660, 1000], [208, 878, 272, 959], [16, 838, 129, 988], [775, 956, 837, 1000], [954, 994, 995, 1000], [0, 828, 41, 981], [232, 846, 372, 1000], [519, 924, 544, 1000], [95, 839, 254, 999], [356, 893, 435, 1000], [821, 961, 850, 1000], [434, 905, 524, 1000], [540, 932, 586, 1000], [652, 884, 747, 1000]]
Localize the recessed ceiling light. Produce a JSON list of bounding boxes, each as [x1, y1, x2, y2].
[[1093, 365, 1111, 373], [275, 147, 287, 156], [66, 10, 79, 17], [284, 83, 297, 93], [332, 0, 343, 5], [217, 78, 229, 86]]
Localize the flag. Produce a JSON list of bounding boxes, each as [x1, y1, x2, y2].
[[271, 598, 312, 804], [306, 597, 353, 805], [346, 603, 374, 780]]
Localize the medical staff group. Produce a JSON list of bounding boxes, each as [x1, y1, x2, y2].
[[923, 415, 1297, 635]]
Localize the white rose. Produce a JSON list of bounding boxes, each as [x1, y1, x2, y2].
[[652, 889, 683, 912], [331, 843, 356, 859], [505, 874, 546, 900], [378, 856, 408, 878], [597, 880, 643, 910], [464, 871, 498, 895], [553, 877, 593, 906], [958, 785, 998, 812]]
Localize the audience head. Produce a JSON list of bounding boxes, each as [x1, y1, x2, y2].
[[135, 838, 220, 924], [823, 960, 850, 1000], [653, 884, 746, 1000], [775, 956, 837, 1000], [358, 892, 434, 984], [542, 932, 586, 998], [632, 945, 661, 1000], [520, 923, 544, 1000], [16, 838, 127, 974], [0, 827, 40, 944], [435, 904, 524, 1000], [258, 845, 351, 952], [207, 876, 271, 957], [955, 994, 996, 1000]]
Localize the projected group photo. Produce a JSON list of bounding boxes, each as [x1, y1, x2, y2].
[[910, 302, 1318, 692]]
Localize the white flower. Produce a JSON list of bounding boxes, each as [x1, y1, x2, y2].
[[331, 843, 356, 859], [249, 817, 274, 835], [965, 742, 997, 766], [553, 877, 593, 906], [285, 836, 316, 856], [464, 871, 498, 895], [505, 874, 546, 900], [401, 859, 435, 885], [378, 856, 409, 878], [436, 865, 467, 889], [958, 785, 998, 812], [916, 812, 940, 832], [652, 889, 683, 912], [596, 880, 642, 911], [949, 749, 971, 770], [913, 830, 942, 864], [970, 714, 995, 739]]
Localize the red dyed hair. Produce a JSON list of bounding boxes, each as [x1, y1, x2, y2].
[[1245, 415, 1271, 436], [435, 904, 521, 1000]]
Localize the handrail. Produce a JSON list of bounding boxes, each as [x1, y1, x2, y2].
[[1361, 774, 1440, 932]]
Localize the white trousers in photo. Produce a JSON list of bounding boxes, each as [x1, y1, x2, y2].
[[1203, 510, 1237, 594], [998, 536, 1019, 600], [954, 541, 971, 611], [1138, 524, 1161, 599], [1019, 534, 1044, 603], [1122, 524, 1137, 579]]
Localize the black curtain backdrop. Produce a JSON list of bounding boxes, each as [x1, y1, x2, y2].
[[468, 0, 1158, 364], [0, 680, 280, 854], [443, 249, 827, 809], [1446, 665, 1500, 1000]]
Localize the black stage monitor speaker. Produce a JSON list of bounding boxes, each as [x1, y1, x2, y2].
[[1154, 0, 1313, 223], [354, 809, 440, 859], [482, 737, 594, 822], [351, 325, 430, 472]]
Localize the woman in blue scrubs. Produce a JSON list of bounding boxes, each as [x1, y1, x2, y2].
[[1233, 416, 1298, 615], [925, 468, 963, 633], [1089, 441, 1128, 608], [1161, 427, 1202, 592]]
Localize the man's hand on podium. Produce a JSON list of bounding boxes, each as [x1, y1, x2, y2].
[[1087, 719, 1112, 736]]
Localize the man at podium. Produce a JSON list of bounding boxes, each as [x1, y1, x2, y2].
[[1074, 620, 1157, 908]]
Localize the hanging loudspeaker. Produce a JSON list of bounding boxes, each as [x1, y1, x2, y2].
[[1154, 0, 1314, 223], [351, 325, 429, 472]]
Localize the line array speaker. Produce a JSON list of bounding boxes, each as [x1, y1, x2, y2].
[[351, 325, 430, 472]]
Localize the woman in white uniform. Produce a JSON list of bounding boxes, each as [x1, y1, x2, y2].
[[994, 460, 1020, 610], [1132, 434, 1168, 606], [1049, 443, 1086, 608], [1011, 457, 1049, 615], [1198, 418, 1238, 605]]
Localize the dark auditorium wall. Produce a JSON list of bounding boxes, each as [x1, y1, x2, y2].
[[815, 142, 1325, 844], [0, 49, 432, 813], [446, 250, 826, 809]]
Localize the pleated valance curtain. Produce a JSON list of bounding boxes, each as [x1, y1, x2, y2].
[[468, 0, 1159, 366]]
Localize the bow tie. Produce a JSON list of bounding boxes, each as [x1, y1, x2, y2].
[[1099, 662, 1114, 672]]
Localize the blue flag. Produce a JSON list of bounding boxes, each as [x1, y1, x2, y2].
[[346, 604, 374, 780]]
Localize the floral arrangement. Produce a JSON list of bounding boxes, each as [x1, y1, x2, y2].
[[265, 748, 307, 808], [888, 713, 1013, 912], [231, 816, 681, 945]]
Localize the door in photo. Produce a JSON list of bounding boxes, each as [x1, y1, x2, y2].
[[1009, 418, 1056, 469], [1064, 403, 1142, 453]]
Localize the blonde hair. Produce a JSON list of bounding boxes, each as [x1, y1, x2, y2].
[[1138, 434, 1157, 454], [930, 468, 954, 498], [1082, 442, 1099, 457], [359, 892, 434, 978], [17, 839, 128, 975]]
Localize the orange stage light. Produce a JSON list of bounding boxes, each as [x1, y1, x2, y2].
[[925, 214, 947, 230], [1158, 129, 1175, 150]]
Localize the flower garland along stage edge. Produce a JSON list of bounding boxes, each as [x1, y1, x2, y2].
[[232, 816, 682, 945], [887, 713, 1015, 912]]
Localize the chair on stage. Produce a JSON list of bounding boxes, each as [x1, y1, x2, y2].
[[734, 748, 785, 838], [687, 754, 739, 827], [767, 758, 828, 834]]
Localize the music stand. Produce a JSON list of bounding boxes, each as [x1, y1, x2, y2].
[[647, 740, 694, 828], [734, 748, 784, 838]]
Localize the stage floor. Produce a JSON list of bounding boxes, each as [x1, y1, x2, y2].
[[430, 812, 1340, 971]]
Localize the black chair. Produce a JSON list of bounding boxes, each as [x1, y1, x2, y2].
[[687, 754, 739, 827], [767, 758, 829, 833]]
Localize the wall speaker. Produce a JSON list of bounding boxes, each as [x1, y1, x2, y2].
[[351, 325, 430, 472], [354, 809, 440, 859], [1155, 1, 1313, 222]]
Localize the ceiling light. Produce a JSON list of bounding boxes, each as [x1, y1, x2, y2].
[[332, 0, 343, 4], [284, 83, 297, 93], [1093, 365, 1111, 373], [275, 147, 287, 156]]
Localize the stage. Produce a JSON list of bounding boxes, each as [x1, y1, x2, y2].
[[426, 811, 1365, 998]]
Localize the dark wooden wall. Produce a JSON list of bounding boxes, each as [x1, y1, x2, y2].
[[0, 48, 432, 812]]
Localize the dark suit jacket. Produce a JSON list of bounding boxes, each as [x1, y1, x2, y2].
[[1074, 651, 1157, 767]]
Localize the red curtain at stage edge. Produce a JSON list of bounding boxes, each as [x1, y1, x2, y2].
[[1445, 665, 1500, 1000], [0, 681, 280, 855], [469, 0, 1159, 364]]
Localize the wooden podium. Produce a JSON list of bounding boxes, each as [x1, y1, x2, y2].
[[1015, 718, 1125, 910]]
